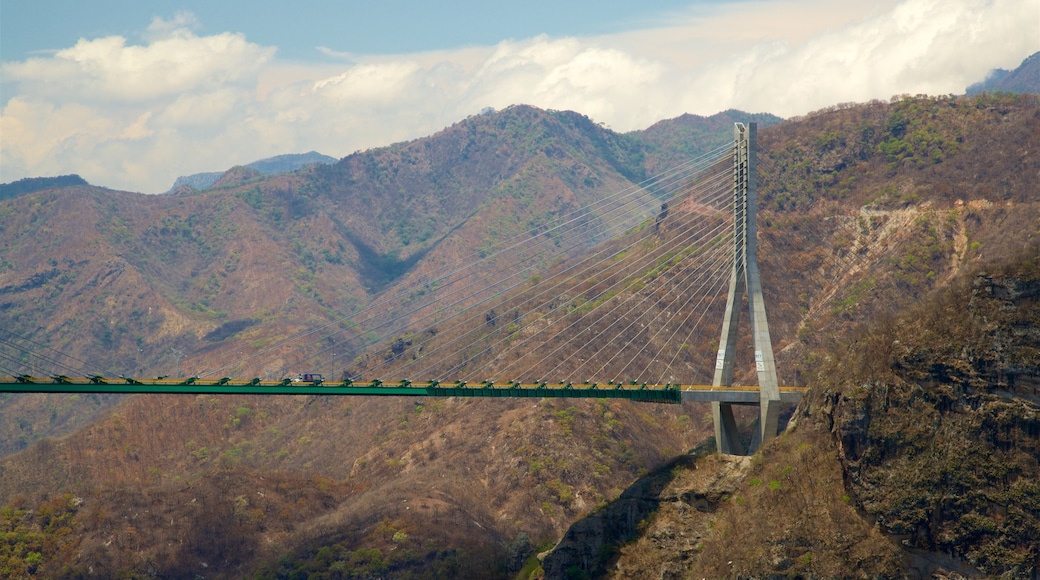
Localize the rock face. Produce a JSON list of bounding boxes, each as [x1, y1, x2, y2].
[[967, 51, 1040, 95], [541, 457, 681, 579], [968, 275, 1040, 403], [542, 453, 749, 579], [811, 267, 1040, 576], [821, 380, 1040, 575]]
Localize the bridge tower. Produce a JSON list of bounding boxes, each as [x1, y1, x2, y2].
[[711, 122, 781, 455]]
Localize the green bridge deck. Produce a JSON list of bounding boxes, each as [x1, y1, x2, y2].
[[0, 376, 805, 404]]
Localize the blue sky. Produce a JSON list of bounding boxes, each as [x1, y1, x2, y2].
[[2, 0, 1037, 193], [4, 0, 712, 62]]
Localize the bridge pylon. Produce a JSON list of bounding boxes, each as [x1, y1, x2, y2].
[[710, 122, 781, 455]]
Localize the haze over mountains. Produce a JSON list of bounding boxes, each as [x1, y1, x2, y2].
[[967, 51, 1040, 95], [0, 56, 1038, 578], [167, 152, 338, 193]]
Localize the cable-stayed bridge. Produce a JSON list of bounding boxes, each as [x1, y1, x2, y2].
[[1, 123, 805, 455]]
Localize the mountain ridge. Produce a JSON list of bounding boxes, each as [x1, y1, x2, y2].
[[167, 151, 339, 193], [0, 174, 90, 201]]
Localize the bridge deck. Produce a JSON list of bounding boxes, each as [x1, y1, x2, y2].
[[0, 376, 805, 404]]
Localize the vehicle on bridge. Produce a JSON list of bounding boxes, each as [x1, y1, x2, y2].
[[293, 373, 324, 384]]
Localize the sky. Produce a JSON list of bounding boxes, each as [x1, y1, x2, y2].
[[2, 0, 1038, 194]]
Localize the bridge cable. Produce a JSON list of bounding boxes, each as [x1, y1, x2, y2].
[[284, 150, 736, 378], [522, 202, 735, 380], [647, 249, 739, 386], [452, 176, 737, 383], [384, 164, 738, 382], [394, 165, 736, 377], [579, 225, 735, 384], [533, 229, 734, 385], [572, 169, 738, 383], [0, 331, 103, 377], [199, 142, 735, 377], [454, 202, 735, 384], [295, 147, 736, 372], [619, 237, 737, 385], [224, 142, 734, 373]]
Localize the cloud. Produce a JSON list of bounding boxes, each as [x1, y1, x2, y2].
[[705, 0, 1040, 115], [312, 61, 424, 101], [2, 16, 275, 103], [1, 0, 1037, 193], [0, 98, 115, 180], [456, 37, 666, 126], [144, 11, 202, 42], [315, 46, 355, 61]]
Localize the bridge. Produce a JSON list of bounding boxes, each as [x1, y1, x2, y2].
[[0, 123, 803, 455], [0, 375, 805, 404]]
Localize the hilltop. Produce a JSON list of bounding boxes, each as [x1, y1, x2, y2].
[[0, 175, 89, 201], [1, 95, 1039, 578]]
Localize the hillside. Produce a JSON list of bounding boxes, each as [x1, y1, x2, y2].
[[0, 106, 768, 455], [0, 95, 1039, 578], [382, 93, 1040, 397], [564, 247, 1039, 579], [0, 106, 651, 382]]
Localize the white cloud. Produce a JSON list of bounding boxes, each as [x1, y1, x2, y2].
[[1, 0, 1037, 193], [157, 88, 243, 128], [669, 0, 1035, 116], [2, 19, 275, 103]]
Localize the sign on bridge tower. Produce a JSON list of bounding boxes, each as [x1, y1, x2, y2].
[[711, 122, 782, 455]]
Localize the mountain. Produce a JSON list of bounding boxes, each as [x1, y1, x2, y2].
[[247, 151, 339, 174], [0, 105, 664, 455], [1, 96, 1039, 578], [167, 151, 338, 192], [633, 109, 783, 174], [0, 174, 89, 201], [967, 50, 1040, 95]]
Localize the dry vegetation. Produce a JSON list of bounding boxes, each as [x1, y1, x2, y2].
[[0, 94, 1038, 577], [0, 391, 708, 577], [595, 244, 1039, 579]]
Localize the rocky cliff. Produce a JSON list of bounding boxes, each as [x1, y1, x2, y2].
[[811, 257, 1040, 577]]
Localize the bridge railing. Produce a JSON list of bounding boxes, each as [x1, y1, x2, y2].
[[0, 375, 804, 404]]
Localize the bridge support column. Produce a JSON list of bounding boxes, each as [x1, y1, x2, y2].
[[710, 122, 782, 455], [713, 402, 743, 455]]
